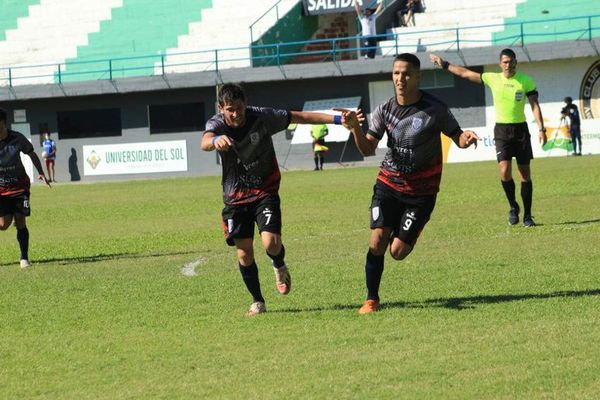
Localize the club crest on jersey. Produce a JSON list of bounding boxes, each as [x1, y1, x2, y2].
[[250, 132, 260, 144], [411, 117, 423, 131], [372, 206, 380, 221]]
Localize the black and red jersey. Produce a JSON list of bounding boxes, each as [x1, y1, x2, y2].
[[368, 91, 461, 196], [0, 130, 33, 196], [205, 106, 291, 205]]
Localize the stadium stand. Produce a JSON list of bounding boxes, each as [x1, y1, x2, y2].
[[159, 0, 299, 73], [378, 0, 527, 55], [494, 0, 600, 45], [0, 0, 123, 85], [0, 0, 40, 41]]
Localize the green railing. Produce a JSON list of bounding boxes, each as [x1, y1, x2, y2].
[[2, 14, 600, 87]]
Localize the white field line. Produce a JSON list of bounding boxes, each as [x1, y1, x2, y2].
[[181, 257, 206, 276]]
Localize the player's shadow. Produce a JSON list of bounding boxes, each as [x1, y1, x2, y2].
[[380, 288, 600, 310], [276, 288, 600, 313], [0, 250, 198, 266], [554, 218, 600, 226]]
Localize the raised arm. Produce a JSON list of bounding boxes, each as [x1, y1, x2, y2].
[[528, 93, 547, 146], [374, 1, 384, 14], [354, 0, 361, 17], [430, 53, 482, 84]]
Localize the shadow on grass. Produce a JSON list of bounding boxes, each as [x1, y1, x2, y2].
[[555, 218, 600, 226], [0, 250, 198, 267], [275, 288, 600, 313]]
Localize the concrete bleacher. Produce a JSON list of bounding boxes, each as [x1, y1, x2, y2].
[[0, 0, 40, 41], [62, 0, 213, 81], [378, 0, 527, 55], [494, 0, 600, 45], [0, 0, 124, 85], [0, 0, 300, 86], [158, 0, 299, 73]]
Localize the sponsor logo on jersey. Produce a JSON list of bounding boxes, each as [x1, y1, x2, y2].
[[515, 91, 523, 102]]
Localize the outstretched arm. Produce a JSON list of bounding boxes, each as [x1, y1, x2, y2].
[[290, 111, 339, 125], [375, 1, 384, 14], [528, 93, 547, 146], [430, 53, 482, 84], [335, 108, 378, 156]]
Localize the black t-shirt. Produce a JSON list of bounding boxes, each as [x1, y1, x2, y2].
[[368, 91, 461, 196], [562, 104, 581, 126], [204, 106, 291, 205], [0, 130, 33, 196]]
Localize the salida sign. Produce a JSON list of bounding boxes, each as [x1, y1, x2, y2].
[[302, 0, 366, 15]]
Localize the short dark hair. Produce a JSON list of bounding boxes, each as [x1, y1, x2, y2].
[[0, 108, 7, 123], [499, 48, 517, 60], [218, 83, 246, 106], [564, 96, 573, 103], [394, 53, 420, 69]]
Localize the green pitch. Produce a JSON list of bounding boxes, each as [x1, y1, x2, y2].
[[1, 155, 599, 399]]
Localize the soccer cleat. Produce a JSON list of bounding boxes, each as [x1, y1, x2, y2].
[[245, 301, 266, 317], [523, 215, 536, 227], [273, 265, 291, 295], [358, 299, 380, 314], [20, 259, 31, 269], [508, 205, 520, 225]]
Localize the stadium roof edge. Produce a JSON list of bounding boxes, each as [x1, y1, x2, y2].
[[2, 39, 599, 102]]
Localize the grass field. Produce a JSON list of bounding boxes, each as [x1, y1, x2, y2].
[[1, 155, 599, 399]]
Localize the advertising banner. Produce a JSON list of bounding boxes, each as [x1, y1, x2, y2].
[[302, 0, 364, 16], [83, 140, 187, 176]]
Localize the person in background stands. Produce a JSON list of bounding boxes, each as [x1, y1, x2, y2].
[[354, 0, 384, 59]]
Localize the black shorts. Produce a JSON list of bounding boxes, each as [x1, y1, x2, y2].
[[0, 192, 31, 217], [221, 195, 282, 246], [369, 182, 436, 247], [494, 122, 534, 164]]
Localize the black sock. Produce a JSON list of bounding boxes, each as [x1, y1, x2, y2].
[[365, 250, 385, 301], [314, 155, 319, 168], [17, 227, 29, 260], [239, 262, 265, 303], [319, 154, 324, 169], [521, 181, 533, 217], [501, 179, 518, 208], [267, 245, 286, 269]]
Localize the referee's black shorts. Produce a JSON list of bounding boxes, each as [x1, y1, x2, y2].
[[494, 122, 533, 165]]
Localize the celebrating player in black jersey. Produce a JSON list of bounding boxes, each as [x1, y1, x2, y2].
[[202, 83, 361, 316], [0, 108, 51, 268], [341, 54, 480, 314]]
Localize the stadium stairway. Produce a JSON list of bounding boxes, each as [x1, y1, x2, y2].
[[0, 0, 123, 85], [494, 0, 600, 45], [378, 0, 526, 55], [0, 0, 40, 41], [158, 0, 299, 73]]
